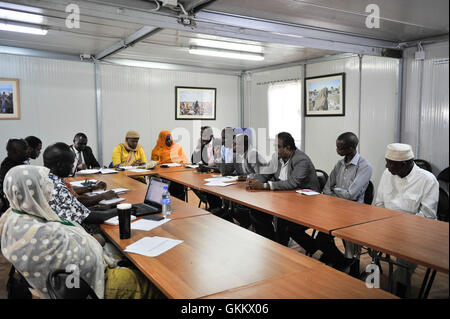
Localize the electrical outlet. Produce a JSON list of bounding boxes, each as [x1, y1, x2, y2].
[[415, 50, 425, 60]]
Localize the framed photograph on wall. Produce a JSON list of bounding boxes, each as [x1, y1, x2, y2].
[[0, 78, 20, 120], [304, 73, 345, 116], [175, 86, 216, 120]]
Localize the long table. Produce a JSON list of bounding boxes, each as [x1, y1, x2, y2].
[[157, 170, 401, 234], [70, 171, 395, 299]]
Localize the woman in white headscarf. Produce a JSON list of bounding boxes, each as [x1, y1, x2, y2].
[[0, 165, 157, 299]]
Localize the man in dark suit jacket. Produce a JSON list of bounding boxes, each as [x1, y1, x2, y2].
[[70, 133, 100, 175], [247, 132, 320, 255]]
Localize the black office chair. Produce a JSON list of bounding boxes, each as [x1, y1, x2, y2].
[[315, 169, 329, 192], [414, 159, 433, 173], [437, 187, 449, 222], [364, 181, 374, 205], [46, 269, 99, 299]]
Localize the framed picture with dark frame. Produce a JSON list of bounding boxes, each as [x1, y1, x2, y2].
[[175, 86, 216, 120], [304, 73, 345, 117], [0, 78, 20, 120]]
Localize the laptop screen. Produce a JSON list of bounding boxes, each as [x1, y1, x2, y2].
[[145, 177, 169, 205]]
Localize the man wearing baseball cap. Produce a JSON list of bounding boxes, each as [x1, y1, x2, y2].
[[375, 143, 439, 297]]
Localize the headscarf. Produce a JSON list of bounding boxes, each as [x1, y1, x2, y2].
[[123, 130, 142, 166], [151, 130, 188, 164], [0, 165, 107, 298]]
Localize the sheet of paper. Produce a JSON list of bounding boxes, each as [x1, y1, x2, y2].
[[130, 218, 170, 231], [99, 197, 126, 205], [112, 188, 129, 194], [75, 169, 101, 175], [204, 181, 237, 187], [103, 215, 136, 225], [296, 189, 320, 196], [100, 168, 118, 174], [124, 236, 183, 257], [204, 176, 238, 183], [185, 164, 199, 169], [128, 169, 152, 173], [69, 179, 97, 187], [120, 166, 135, 170]]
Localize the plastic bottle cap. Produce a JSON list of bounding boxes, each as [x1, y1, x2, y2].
[[163, 185, 168, 189], [117, 203, 132, 210]]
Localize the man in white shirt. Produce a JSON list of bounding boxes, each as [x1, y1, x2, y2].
[[375, 143, 439, 297]]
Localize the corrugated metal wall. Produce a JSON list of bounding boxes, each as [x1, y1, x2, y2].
[[0, 53, 97, 164], [402, 41, 449, 174]]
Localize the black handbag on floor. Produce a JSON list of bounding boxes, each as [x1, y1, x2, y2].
[[7, 265, 32, 299]]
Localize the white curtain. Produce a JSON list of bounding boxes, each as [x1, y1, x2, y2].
[[268, 81, 302, 142]]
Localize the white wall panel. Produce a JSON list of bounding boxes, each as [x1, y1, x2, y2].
[[0, 53, 97, 164], [402, 41, 449, 174], [100, 64, 240, 165], [360, 56, 399, 190]]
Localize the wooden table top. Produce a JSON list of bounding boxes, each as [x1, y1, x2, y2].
[[202, 265, 397, 299], [125, 165, 194, 178], [101, 214, 324, 299], [332, 213, 449, 274], [158, 171, 401, 234]]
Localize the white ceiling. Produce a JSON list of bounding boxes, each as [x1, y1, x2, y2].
[[0, 0, 448, 72]]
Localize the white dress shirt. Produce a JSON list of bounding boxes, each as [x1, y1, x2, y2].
[[268, 159, 290, 190], [71, 146, 85, 174], [375, 164, 439, 219]]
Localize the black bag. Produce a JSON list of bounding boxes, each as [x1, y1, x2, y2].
[[7, 265, 32, 299]]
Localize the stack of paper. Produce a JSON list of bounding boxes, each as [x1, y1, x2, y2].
[[76, 169, 101, 175], [99, 197, 126, 205], [204, 176, 238, 187], [296, 189, 320, 196], [100, 168, 118, 174], [130, 218, 170, 231], [162, 163, 182, 167], [124, 236, 183, 257], [103, 215, 137, 225], [185, 164, 199, 169], [128, 168, 151, 173], [70, 179, 98, 187]]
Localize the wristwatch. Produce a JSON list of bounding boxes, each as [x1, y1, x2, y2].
[[263, 182, 268, 190]]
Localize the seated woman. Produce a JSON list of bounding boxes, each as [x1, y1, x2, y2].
[[112, 130, 147, 167], [0, 165, 162, 299], [151, 130, 188, 200]]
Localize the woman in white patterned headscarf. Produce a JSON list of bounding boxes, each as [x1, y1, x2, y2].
[[0, 165, 155, 299]]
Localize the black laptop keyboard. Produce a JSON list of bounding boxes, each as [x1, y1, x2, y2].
[[132, 203, 158, 216]]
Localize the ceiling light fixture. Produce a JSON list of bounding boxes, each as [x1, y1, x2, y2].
[[0, 20, 48, 35], [0, 8, 44, 24], [191, 38, 263, 53], [189, 45, 264, 61]]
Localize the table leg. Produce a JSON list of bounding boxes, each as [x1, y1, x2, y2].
[[419, 269, 437, 299], [418, 268, 431, 298]]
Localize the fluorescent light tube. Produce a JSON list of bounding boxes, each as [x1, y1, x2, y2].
[[0, 9, 44, 24], [0, 21, 47, 35], [189, 46, 264, 61], [190, 38, 263, 53]]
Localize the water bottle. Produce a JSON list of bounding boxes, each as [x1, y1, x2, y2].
[[161, 185, 172, 217]]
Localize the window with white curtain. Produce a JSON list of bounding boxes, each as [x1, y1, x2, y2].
[[268, 81, 302, 143]]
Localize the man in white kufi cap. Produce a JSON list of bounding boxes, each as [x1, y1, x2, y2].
[[375, 143, 439, 298]]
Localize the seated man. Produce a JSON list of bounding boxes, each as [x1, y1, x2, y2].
[[0, 139, 29, 215], [112, 130, 147, 167], [247, 132, 320, 255], [221, 127, 234, 164], [24, 136, 42, 164], [376, 143, 439, 298], [70, 133, 101, 174], [44, 143, 118, 236], [316, 132, 373, 271], [191, 126, 222, 210]]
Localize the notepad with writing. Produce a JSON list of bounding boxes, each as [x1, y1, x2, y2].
[[296, 189, 320, 196]]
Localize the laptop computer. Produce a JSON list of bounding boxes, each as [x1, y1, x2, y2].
[[132, 177, 171, 217]]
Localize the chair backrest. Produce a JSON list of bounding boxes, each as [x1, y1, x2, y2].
[[46, 269, 99, 299], [437, 187, 449, 223], [364, 181, 374, 205], [414, 159, 433, 173], [315, 169, 328, 192]]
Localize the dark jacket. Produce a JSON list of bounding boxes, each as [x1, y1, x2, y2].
[[257, 149, 320, 191], [0, 157, 24, 214], [70, 145, 100, 169]]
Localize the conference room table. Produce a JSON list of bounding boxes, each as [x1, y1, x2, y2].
[[69, 171, 395, 299], [156, 170, 402, 234], [332, 213, 449, 297]]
